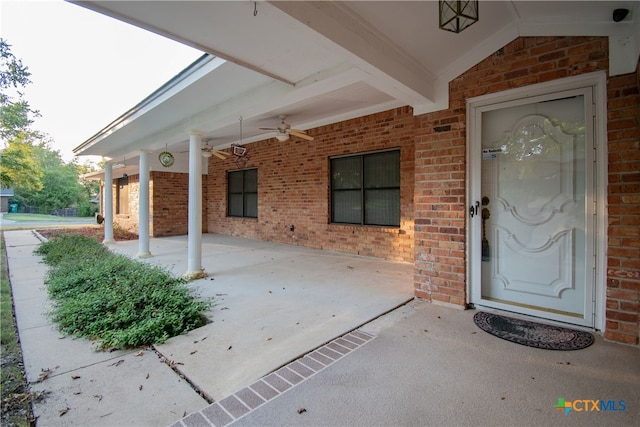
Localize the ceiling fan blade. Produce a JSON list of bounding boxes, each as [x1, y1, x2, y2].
[[212, 151, 228, 160], [289, 129, 314, 141]]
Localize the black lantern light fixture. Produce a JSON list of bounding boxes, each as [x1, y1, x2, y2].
[[439, 0, 479, 34]]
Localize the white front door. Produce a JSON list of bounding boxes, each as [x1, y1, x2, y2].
[[469, 87, 596, 327]]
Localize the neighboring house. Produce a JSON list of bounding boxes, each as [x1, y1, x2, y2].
[[72, 2, 639, 346], [0, 188, 14, 213]]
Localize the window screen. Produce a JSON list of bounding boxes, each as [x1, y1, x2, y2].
[[228, 168, 257, 218], [331, 150, 400, 226]]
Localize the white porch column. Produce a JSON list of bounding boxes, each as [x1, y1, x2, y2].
[[185, 130, 206, 279], [137, 150, 152, 258], [103, 163, 114, 244]]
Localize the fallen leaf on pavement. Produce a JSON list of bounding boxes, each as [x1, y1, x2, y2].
[[37, 366, 59, 382]]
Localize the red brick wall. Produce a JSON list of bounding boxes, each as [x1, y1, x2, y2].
[[205, 107, 415, 262], [149, 171, 207, 237], [414, 36, 639, 345], [605, 60, 640, 345], [413, 111, 466, 306], [150, 171, 190, 236], [109, 171, 208, 237]]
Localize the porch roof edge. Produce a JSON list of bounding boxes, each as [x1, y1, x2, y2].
[[73, 52, 213, 156]]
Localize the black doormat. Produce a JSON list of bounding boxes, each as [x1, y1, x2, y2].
[[473, 311, 594, 350]]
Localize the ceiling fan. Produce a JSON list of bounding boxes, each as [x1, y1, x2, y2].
[[201, 140, 231, 159], [260, 115, 314, 142], [179, 140, 231, 159]]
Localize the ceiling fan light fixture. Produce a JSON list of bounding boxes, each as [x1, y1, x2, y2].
[[439, 0, 478, 34], [276, 133, 290, 142], [201, 151, 213, 158]]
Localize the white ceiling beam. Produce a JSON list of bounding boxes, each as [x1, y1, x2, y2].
[[270, 1, 435, 107], [93, 63, 372, 159]]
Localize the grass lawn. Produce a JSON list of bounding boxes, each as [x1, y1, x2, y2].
[[2, 213, 94, 222]]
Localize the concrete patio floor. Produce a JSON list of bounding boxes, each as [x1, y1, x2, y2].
[[6, 230, 638, 426], [106, 234, 415, 401], [218, 301, 639, 427], [7, 230, 412, 426]]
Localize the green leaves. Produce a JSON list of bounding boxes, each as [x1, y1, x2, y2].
[[0, 134, 43, 191], [4, 136, 100, 215], [1, 38, 39, 140], [1, 39, 97, 216], [35, 235, 211, 349]]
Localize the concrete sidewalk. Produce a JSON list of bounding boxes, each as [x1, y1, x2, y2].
[[4, 230, 208, 426], [4, 230, 414, 426]]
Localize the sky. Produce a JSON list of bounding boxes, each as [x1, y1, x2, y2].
[[1, 0, 203, 162]]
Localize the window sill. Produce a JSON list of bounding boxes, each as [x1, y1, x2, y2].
[[328, 223, 403, 234]]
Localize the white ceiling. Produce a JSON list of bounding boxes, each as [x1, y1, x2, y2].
[[71, 1, 639, 168]]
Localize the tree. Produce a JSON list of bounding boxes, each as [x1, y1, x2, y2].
[[0, 38, 40, 141], [0, 133, 42, 190], [13, 142, 86, 214], [1, 39, 43, 190], [1, 39, 97, 216], [76, 160, 101, 201]]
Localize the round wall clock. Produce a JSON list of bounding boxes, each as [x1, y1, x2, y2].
[[159, 151, 175, 167]]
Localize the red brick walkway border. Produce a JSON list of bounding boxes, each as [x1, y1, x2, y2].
[[172, 330, 376, 427]]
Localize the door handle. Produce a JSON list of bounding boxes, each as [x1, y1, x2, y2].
[[469, 201, 479, 218]]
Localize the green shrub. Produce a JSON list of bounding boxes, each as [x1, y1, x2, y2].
[[76, 200, 99, 217], [35, 234, 109, 266], [35, 235, 211, 349]]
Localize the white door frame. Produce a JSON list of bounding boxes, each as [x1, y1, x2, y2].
[[466, 71, 608, 331]]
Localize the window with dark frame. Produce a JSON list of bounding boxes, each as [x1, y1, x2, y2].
[[228, 168, 258, 218], [116, 176, 129, 215], [331, 150, 400, 226]]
